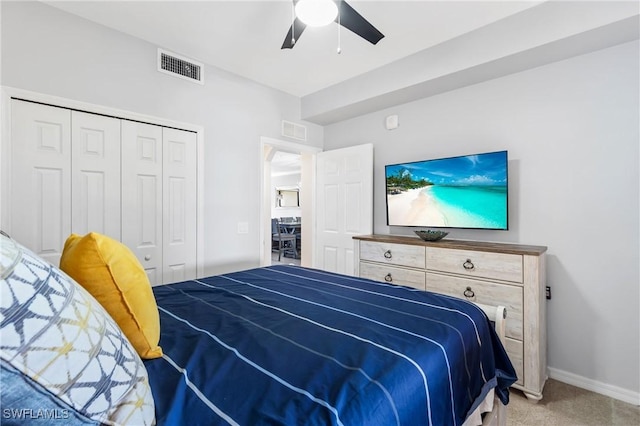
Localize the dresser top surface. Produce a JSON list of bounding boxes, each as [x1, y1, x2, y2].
[[353, 234, 547, 256]]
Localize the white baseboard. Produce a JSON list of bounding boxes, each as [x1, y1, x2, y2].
[[548, 367, 640, 406]]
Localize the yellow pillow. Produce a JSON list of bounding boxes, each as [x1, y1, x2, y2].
[[60, 232, 162, 359]]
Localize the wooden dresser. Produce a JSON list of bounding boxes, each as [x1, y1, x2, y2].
[[353, 234, 547, 401]]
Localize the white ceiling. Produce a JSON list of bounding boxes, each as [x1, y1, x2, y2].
[[44, 0, 542, 97], [271, 151, 302, 175]]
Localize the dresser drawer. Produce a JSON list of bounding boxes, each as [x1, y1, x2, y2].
[[360, 262, 426, 290], [426, 272, 523, 340], [360, 241, 425, 269], [505, 337, 524, 386], [426, 247, 523, 283]]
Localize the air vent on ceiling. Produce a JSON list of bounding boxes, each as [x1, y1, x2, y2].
[[157, 49, 204, 84], [282, 120, 307, 142]]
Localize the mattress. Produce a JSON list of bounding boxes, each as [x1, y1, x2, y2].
[[144, 265, 516, 426]]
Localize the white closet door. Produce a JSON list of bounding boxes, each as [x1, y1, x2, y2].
[[121, 121, 163, 285], [71, 111, 121, 238], [10, 100, 71, 266], [162, 128, 197, 284]]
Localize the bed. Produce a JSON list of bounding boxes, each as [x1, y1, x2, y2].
[[143, 264, 517, 426], [1, 232, 515, 426]]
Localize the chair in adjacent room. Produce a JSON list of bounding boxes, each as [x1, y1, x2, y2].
[[271, 218, 298, 261]]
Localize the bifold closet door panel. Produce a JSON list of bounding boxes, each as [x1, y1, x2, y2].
[[121, 121, 163, 285], [162, 128, 197, 284], [71, 111, 121, 239], [10, 100, 71, 267]]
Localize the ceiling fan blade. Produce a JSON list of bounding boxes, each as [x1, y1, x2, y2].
[[336, 0, 384, 45], [281, 17, 307, 49]]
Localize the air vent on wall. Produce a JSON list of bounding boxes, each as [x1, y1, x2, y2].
[[281, 120, 307, 141], [158, 49, 204, 84]]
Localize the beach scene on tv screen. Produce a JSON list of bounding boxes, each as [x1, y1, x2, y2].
[[386, 151, 508, 229]]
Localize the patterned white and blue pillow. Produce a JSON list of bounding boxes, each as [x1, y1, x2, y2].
[[0, 234, 155, 425]]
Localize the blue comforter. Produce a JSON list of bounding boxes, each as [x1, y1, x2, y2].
[[144, 265, 516, 426]]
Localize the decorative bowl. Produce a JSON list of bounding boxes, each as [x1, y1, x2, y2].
[[414, 230, 449, 242]]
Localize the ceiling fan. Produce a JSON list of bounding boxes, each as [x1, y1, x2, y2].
[[281, 0, 384, 49]]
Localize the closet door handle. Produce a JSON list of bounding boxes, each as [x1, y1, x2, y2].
[[384, 250, 392, 259], [384, 273, 393, 282]]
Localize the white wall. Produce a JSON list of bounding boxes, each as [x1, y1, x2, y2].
[[0, 1, 323, 274], [323, 41, 640, 400]]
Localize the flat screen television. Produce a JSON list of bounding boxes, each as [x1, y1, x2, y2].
[[385, 150, 508, 230]]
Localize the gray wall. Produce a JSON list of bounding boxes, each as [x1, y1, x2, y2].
[[324, 40, 640, 396], [1, 1, 323, 274]]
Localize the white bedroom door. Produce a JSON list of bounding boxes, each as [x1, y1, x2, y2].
[[315, 143, 373, 275]]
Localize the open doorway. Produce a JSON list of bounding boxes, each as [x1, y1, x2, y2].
[[271, 151, 302, 265], [260, 137, 321, 267]]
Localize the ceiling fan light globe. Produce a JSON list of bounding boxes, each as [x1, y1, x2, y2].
[[295, 0, 338, 27]]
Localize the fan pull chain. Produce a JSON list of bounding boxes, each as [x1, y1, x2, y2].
[[337, 5, 341, 54]]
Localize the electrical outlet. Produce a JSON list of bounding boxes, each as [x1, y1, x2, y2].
[[546, 286, 551, 300]]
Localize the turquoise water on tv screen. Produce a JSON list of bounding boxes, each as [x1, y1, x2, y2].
[[430, 185, 507, 229]]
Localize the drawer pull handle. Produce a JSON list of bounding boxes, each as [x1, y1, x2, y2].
[[384, 250, 392, 259], [463, 286, 475, 298], [384, 273, 393, 282], [463, 259, 475, 270]]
